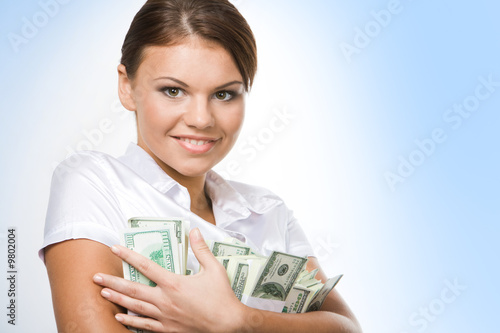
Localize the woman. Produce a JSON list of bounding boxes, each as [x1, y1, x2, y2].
[[41, 0, 362, 331]]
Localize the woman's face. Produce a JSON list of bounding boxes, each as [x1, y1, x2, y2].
[[119, 37, 245, 180]]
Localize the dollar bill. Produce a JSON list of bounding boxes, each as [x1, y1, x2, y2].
[[121, 226, 180, 286], [122, 226, 181, 333], [306, 274, 343, 312], [282, 286, 311, 314], [128, 217, 189, 274], [250, 251, 307, 301], [223, 237, 261, 255], [210, 241, 252, 256], [297, 268, 319, 284], [216, 257, 230, 269], [226, 259, 250, 301], [301, 278, 322, 288]]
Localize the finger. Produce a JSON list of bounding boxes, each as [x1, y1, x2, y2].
[[110, 245, 175, 284], [115, 312, 166, 333], [93, 273, 156, 305], [100, 287, 162, 319], [189, 228, 223, 273]]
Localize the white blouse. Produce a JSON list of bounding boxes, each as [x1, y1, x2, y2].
[[39, 143, 314, 272]]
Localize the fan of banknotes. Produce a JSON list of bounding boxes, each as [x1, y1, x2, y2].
[[121, 217, 343, 320]]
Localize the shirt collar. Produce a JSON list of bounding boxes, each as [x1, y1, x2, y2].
[[118, 142, 277, 226], [118, 143, 179, 194], [205, 170, 252, 226]]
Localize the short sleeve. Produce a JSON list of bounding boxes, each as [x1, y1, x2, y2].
[[39, 152, 125, 262], [286, 211, 315, 258]]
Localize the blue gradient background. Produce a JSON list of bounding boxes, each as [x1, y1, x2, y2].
[[1, 0, 498, 332]]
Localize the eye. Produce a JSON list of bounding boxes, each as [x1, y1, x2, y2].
[[163, 87, 184, 98], [214, 91, 233, 101]]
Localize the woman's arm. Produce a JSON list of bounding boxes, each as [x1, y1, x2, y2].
[[94, 229, 362, 333], [44, 239, 132, 332]]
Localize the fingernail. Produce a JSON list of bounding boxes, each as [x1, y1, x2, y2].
[[111, 245, 120, 255], [192, 228, 202, 241], [115, 314, 124, 322], [101, 289, 111, 298], [93, 274, 103, 283]]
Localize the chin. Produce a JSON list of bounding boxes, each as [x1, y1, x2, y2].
[[175, 163, 215, 178]]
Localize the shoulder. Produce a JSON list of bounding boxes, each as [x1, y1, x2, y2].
[[55, 150, 115, 169], [52, 150, 119, 182]]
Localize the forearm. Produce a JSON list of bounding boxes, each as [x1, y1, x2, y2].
[[238, 308, 362, 333]]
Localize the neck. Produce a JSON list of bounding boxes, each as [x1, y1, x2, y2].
[[181, 174, 215, 224], [152, 156, 214, 223], [138, 142, 215, 223], [161, 164, 209, 210], [180, 174, 210, 211]]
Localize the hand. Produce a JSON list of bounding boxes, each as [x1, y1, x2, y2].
[[93, 228, 247, 333]]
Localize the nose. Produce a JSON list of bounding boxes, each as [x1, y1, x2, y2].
[[183, 96, 215, 129]]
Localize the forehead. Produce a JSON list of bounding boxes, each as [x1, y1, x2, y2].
[[135, 37, 242, 86]]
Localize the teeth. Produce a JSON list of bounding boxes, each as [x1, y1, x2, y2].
[[191, 139, 204, 146], [179, 138, 211, 145]]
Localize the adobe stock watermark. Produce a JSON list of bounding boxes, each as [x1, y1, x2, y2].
[[217, 105, 296, 180], [313, 234, 341, 262], [339, 0, 408, 64], [7, 0, 73, 53], [385, 73, 499, 191], [399, 278, 466, 333]]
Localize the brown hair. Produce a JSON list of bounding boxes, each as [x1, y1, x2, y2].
[[121, 0, 257, 91]]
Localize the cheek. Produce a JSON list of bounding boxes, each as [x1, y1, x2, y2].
[[221, 105, 245, 138], [136, 94, 178, 131]]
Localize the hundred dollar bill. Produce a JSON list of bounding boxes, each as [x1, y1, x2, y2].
[[297, 268, 319, 284], [292, 282, 323, 312], [223, 237, 262, 256], [216, 257, 231, 269], [210, 241, 252, 256], [216, 255, 265, 273], [306, 274, 343, 312], [121, 226, 180, 286], [282, 286, 311, 314], [226, 259, 250, 301], [300, 278, 322, 288], [250, 251, 307, 301], [128, 217, 189, 274], [122, 226, 180, 333]]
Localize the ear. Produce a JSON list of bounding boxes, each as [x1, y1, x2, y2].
[[117, 64, 137, 111]]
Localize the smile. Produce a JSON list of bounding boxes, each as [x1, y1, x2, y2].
[[173, 136, 219, 154], [178, 138, 214, 146]]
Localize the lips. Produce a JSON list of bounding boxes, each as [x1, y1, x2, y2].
[[172, 135, 219, 154]]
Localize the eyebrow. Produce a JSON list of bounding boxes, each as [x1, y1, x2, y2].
[[154, 76, 244, 90]]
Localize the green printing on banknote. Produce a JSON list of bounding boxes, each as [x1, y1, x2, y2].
[[124, 229, 176, 287], [231, 262, 249, 300], [251, 251, 307, 301], [129, 218, 183, 244], [128, 217, 187, 275], [211, 241, 251, 256], [282, 287, 311, 313], [305, 274, 343, 312]]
